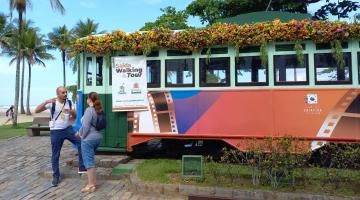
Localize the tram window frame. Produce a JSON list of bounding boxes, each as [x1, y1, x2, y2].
[[235, 56, 268, 86], [314, 52, 352, 85], [96, 56, 103, 86], [165, 58, 195, 87], [109, 56, 112, 86], [200, 57, 230, 87], [358, 52, 360, 84], [86, 57, 93, 86], [273, 54, 309, 86], [147, 60, 161, 88]]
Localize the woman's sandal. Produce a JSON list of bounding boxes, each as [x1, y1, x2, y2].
[[81, 185, 96, 193]]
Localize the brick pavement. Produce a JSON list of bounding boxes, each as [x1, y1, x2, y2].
[[0, 136, 186, 200]]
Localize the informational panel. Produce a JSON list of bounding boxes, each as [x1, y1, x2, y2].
[[112, 56, 148, 111]]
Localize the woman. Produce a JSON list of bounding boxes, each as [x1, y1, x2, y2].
[[76, 92, 103, 193], [3, 105, 14, 125]]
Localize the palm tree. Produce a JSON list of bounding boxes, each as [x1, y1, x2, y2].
[[70, 18, 105, 82], [72, 18, 104, 39], [0, 13, 13, 48], [48, 25, 72, 87], [3, 19, 36, 114], [20, 20, 35, 114], [23, 29, 54, 115], [9, 0, 64, 126]]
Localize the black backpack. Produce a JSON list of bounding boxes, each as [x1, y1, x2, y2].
[[92, 111, 107, 131]]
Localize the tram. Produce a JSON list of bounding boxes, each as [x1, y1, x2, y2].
[[73, 19, 360, 152]]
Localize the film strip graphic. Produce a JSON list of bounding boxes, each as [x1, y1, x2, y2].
[[127, 112, 139, 133], [311, 88, 360, 150], [128, 91, 178, 133], [148, 91, 178, 133]]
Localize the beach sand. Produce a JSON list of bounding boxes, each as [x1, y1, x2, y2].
[[0, 108, 50, 125]]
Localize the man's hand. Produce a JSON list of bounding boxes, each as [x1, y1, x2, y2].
[[75, 132, 81, 138], [35, 98, 56, 113], [46, 98, 57, 104]]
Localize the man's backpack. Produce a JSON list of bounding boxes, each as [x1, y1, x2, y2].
[[92, 111, 107, 131]]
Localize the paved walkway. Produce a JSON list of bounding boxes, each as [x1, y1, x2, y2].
[[0, 136, 186, 200]]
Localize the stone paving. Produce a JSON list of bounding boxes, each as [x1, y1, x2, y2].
[[0, 136, 186, 200]]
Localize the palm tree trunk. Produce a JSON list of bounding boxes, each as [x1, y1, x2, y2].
[[20, 57, 25, 114], [13, 11, 23, 127], [26, 63, 31, 115], [62, 50, 66, 86], [266, 0, 272, 11]]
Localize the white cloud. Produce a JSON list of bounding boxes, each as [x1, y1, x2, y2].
[[80, 1, 96, 8], [143, 0, 165, 5]]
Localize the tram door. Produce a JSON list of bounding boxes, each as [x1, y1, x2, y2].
[[83, 56, 127, 152]]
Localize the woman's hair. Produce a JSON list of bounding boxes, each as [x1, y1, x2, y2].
[[88, 92, 103, 114], [10, 105, 14, 110]]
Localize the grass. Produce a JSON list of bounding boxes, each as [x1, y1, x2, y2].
[[136, 159, 360, 197], [0, 122, 31, 139]]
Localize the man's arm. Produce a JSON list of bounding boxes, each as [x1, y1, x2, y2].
[[35, 98, 56, 113]]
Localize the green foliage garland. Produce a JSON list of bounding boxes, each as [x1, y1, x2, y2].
[[260, 40, 268, 68], [294, 40, 304, 66], [331, 39, 345, 69]]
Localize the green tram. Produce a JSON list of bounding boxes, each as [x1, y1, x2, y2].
[[74, 20, 360, 152]]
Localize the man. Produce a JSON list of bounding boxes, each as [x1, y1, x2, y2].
[[35, 86, 86, 187]]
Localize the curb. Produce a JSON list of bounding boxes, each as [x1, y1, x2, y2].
[[39, 166, 129, 181], [128, 173, 360, 200], [66, 155, 132, 168]]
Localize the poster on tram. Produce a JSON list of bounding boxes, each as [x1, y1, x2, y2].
[[112, 56, 148, 111]]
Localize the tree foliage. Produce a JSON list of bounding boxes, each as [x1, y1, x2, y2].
[[185, 0, 321, 25], [314, 0, 360, 20], [140, 6, 192, 31]]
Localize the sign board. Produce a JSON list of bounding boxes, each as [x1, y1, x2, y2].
[[112, 56, 148, 111]]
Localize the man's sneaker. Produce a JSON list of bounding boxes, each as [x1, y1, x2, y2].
[[52, 177, 60, 187], [78, 169, 87, 175]]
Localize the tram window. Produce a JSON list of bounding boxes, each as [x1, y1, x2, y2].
[[274, 54, 309, 85], [275, 44, 305, 51], [86, 57, 93, 86], [96, 57, 103, 86], [314, 52, 352, 84], [165, 59, 194, 87], [201, 47, 228, 55], [316, 42, 348, 50], [200, 57, 230, 87], [236, 56, 268, 86], [239, 46, 260, 53], [167, 50, 192, 56], [147, 60, 161, 88], [147, 51, 159, 57]]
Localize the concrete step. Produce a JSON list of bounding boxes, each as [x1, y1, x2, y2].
[[39, 166, 129, 180], [112, 164, 136, 175], [65, 155, 131, 168]]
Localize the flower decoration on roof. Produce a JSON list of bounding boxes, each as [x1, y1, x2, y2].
[[72, 19, 360, 56]]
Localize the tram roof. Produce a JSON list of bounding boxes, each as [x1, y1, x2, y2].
[[217, 11, 312, 25]]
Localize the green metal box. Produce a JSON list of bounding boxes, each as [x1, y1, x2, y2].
[[182, 155, 203, 178]]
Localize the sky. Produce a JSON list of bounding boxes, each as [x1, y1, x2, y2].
[[0, 0, 357, 106]]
